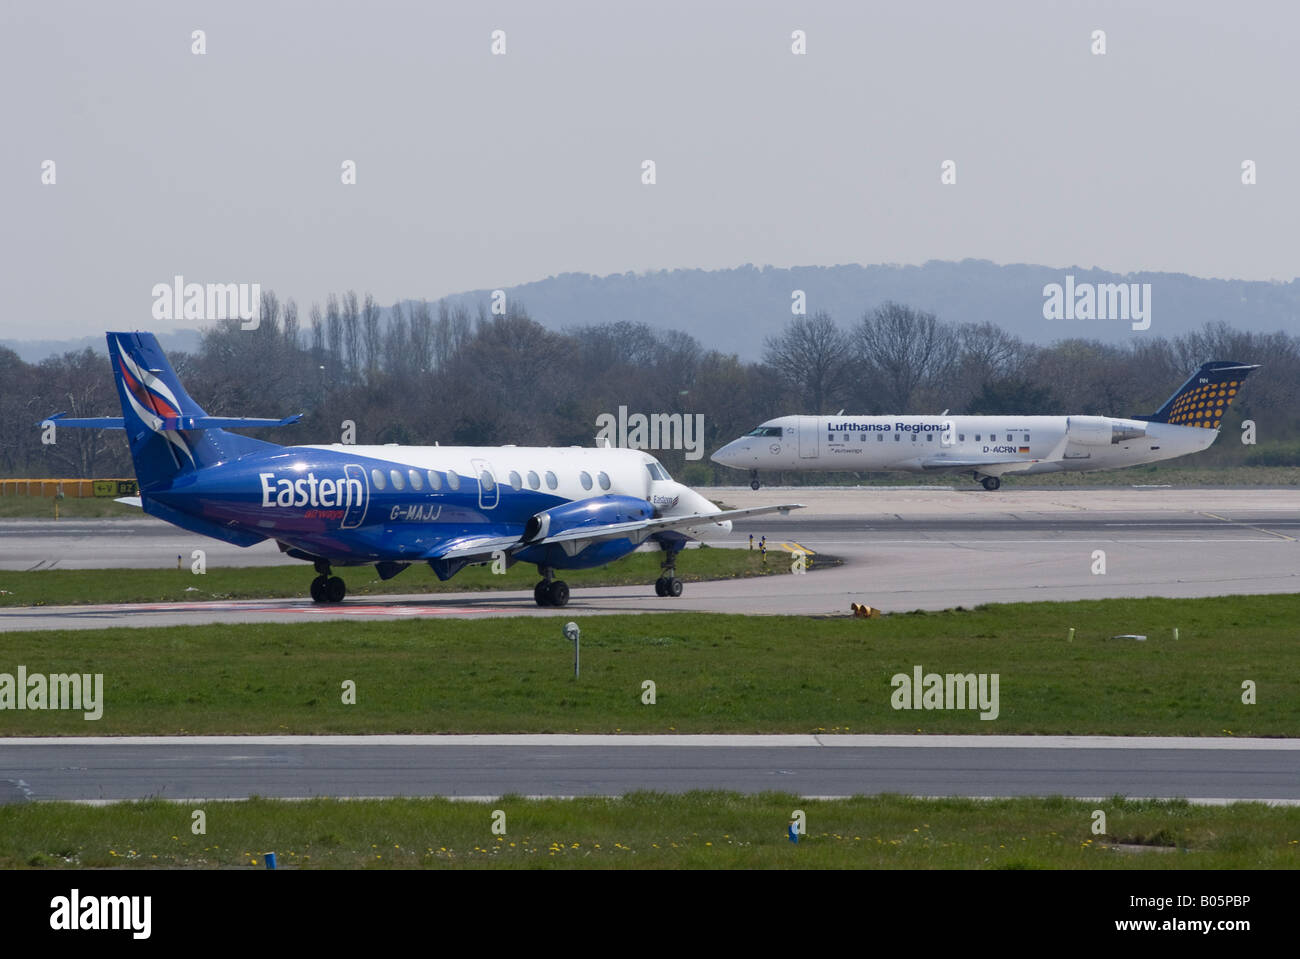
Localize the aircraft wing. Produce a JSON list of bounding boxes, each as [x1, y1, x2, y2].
[[534, 503, 804, 555], [919, 457, 1037, 475], [426, 533, 530, 562], [425, 503, 804, 564]]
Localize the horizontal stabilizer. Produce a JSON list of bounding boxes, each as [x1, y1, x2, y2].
[[42, 412, 301, 431], [160, 414, 303, 430], [41, 414, 125, 429]]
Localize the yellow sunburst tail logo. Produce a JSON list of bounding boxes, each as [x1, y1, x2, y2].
[[1137, 361, 1261, 430]]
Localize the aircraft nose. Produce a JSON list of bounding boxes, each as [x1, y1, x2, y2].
[[710, 440, 744, 467]]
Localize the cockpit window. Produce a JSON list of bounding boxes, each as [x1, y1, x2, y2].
[[645, 460, 673, 482], [745, 426, 784, 437]]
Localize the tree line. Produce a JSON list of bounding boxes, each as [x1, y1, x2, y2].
[[2, 293, 1296, 484]]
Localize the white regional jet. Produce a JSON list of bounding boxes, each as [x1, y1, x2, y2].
[[712, 361, 1258, 490]]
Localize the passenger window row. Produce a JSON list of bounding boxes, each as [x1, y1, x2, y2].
[[956, 433, 1032, 443], [368, 467, 612, 493]]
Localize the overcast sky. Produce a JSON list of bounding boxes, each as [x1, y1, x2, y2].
[[2, 0, 1296, 341]]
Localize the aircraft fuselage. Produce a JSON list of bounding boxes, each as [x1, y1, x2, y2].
[[145, 443, 719, 568], [711, 414, 1218, 477]]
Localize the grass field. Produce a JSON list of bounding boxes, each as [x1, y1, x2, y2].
[[1, 595, 1296, 736], [2, 793, 1296, 869], [0, 546, 808, 607]]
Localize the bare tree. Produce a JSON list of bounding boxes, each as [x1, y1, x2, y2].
[[383, 301, 408, 378], [762, 311, 852, 412], [309, 302, 324, 355], [948, 321, 1035, 409], [362, 293, 381, 384], [325, 294, 342, 368], [408, 300, 434, 375], [0, 347, 38, 474], [1173, 322, 1300, 425], [853, 302, 958, 411], [282, 298, 300, 350], [33, 349, 128, 477], [258, 290, 281, 338], [341, 290, 360, 384]]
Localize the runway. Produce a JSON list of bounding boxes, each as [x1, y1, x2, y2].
[[3, 735, 1297, 803], [1, 488, 1295, 630], [3, 492, 1296, 807]]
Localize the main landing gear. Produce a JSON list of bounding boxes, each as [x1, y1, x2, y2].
[[750, 470, 761, 491], [974, 473, 1001, 491], [655, 547, 684, 598], [531, 548, 688, 607], [309, 559, 347, 603], [533, 567, 570, 608]]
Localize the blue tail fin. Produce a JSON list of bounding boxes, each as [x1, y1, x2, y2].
[[1137, 361, 1260, 429], [42, 332, 302, 493], [106, 332, 287, 489]]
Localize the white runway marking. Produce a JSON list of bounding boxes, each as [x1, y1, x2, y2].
[[8, 734, 1299, 749]]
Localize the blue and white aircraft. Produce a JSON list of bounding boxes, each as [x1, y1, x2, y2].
[[47, 332, 801, 606], [713, 361, 1259, 490]]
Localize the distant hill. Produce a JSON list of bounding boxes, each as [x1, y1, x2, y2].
[[10, 262, 1299, 363], [412, 260, 1300, 359], [1, 329, 203, 364]]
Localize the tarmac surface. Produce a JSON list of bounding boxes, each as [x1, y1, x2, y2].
[[3, 735, 1297, 803], [2, 488, 1295, 805], [1, 487, 1295, 629]]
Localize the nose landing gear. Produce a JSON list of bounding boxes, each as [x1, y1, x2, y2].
[[533, 567, 570, 607], [309, 559, 347, 603], [654, 546, 684, 598]]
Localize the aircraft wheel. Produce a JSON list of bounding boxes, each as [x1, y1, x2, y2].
[[750, 480, 760, 491], [981, 476, 1001, 491], [534, 581, 551, 607], [547, 580, 570, 608], [326, 576, 346, 603], [310, 575, 328, 603], [654, 577, 667, 597], [667, 577, 683, 598]]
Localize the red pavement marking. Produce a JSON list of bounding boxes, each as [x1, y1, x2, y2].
[[59, 600, 516, 616]]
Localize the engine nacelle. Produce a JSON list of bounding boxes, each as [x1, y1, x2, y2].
[[1109, 419, 1148, 443], [1067, 415, 1147, 446], [523, 495, 653, 543]]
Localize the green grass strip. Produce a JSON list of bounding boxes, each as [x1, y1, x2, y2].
[[0, 595, 1295, 735], [0, 546, 802, 607], [3, 793, 1296, 869]]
